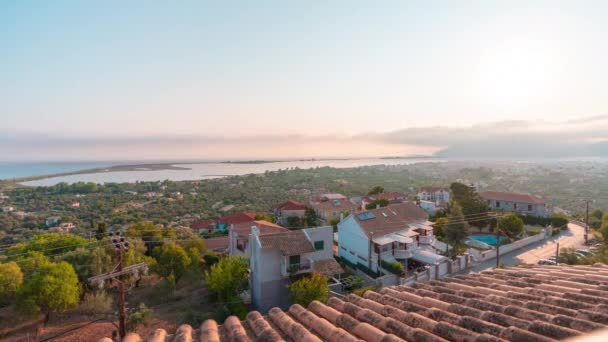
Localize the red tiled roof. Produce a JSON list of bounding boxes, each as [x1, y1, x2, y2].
[[274, 200, 307, 211], [219, 212, 258, 225], [479, 191, 546, 204], [310, 198, 359, 212], [107, 264, 608, 341], [230, 220, 288, 236], [365, 192, 408, 202], [353, 202, 428, 238], [259, 230, 315, 256], [191, 219, 216, 230]]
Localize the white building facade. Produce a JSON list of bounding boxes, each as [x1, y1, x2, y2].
[[249, 226, 341, 312]]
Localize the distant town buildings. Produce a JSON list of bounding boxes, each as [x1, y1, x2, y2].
[[361, 191, 408, 209], [1, 206, 14, 213], [45, 216, 61, 227], [309, 194, 359, 223], [479, 191, 548, 217], [417, 186, 450, 205], [272, 200, 306, 226]]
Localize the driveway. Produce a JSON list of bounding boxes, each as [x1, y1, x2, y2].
[[469, 222, 587, 272]]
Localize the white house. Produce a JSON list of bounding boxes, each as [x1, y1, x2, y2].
[[1, 206, 14, 213], [479, 191, 548, 218], [249, 226, 342, 312], [338, 202, 446, 273], [417, 186, 450, 205]]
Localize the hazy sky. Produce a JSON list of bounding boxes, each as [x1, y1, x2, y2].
[[1, 1, 608, 160]]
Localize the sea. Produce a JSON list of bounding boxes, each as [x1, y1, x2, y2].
[[0, 158, 439, 186]]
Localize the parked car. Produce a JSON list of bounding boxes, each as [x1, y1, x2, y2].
[[538, 259, 557, 265], [576, 249, 592, 256]]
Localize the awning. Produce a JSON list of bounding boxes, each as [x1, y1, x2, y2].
[[386, 233, 413, 244], [411, 249, 448, 264], [372, 236, 395, 245], [395, 229, 418, 237], [410, 222, 434, 231]]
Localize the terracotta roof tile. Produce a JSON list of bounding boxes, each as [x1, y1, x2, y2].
[[230, 220, 288, 236], [352, 202, 428, 238], [313, 259, 344, 276], [258, 230, 315, 256], [479, 191, 546, 204], [99, 264, 608, 342], [274, 200, 307, 211]]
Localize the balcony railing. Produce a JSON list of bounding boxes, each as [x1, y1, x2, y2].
[[394, 249, 412, 259], [419, 235, 434, 244], [281, 258, 314, 276]]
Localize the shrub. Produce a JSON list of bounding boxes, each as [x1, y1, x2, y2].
[[352, 286, 378, 296], [527, 229, 541, 236], [227, 296, 248, 320], [288, 272, 329, 306], [78, 291, 113, 315], [380, 260, 404, 275], [127, 303, 154, 331], [203, 254, 219, 267]]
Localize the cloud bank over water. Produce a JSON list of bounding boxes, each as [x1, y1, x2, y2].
[[1, 116, 607, 161]]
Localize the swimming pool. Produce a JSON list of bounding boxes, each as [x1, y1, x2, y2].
[[469, 234, 507, 246]]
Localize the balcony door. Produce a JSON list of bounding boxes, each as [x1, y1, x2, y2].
[[289, 255, 300, 267]]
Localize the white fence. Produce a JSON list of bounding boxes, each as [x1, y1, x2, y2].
[[466, 227, 549, 263]]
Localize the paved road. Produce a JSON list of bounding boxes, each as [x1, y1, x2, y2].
[[469, 222, 587, 272]]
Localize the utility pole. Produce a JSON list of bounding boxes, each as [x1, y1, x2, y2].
[[584, 200, 590, 245], [555, 241, 560, 266], [496, 229, 501, 268], [88, 231, 148, 341]]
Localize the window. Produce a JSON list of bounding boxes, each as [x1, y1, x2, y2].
[[496, 201, 501, 208], [314, 240, 324, 251], [332, 211, 337, 217], [528, 204, 533, 211], [289, 255, 300, 266]]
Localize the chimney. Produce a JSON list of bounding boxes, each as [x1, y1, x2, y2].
[[251, 225, 260, 237], [376, 204, 381, 209], [339, 212, 344, 222]]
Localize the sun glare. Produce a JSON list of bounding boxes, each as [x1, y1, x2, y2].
[[477, 38, 562, 110]]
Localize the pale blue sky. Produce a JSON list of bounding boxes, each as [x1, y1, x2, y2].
[[1, 1, 608, 160]]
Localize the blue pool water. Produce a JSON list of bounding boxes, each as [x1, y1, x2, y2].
[[469, 234, 506, 246]]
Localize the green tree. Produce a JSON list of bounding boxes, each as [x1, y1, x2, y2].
[[16, 261, 80, 324], [365, 198, 390, 210], [449, 182, 490, 227], [96, 222, 107, 240], [286, 216, 302, 228], [368, 186, 385, 195], [432, 217, 448, 240], [288, 272, 329, 306], [305, 208, 318, 227], [497, 213, 524, 238], [444, 203, 469, 256], [589, 209, 604, 229], [152, 242, 191, 284], [6, 233, 88, 257], [600, 214, 608, 240], [0, 261, 23, 305], [205, 256, 248, 301]]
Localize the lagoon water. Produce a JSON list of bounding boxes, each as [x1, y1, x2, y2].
[[15, 158, 439, 186]]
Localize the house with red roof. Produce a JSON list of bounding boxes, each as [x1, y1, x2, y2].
[[272, 200, 307, 226], [480, 191, 549, 217], [361, 192, 408, 210]]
